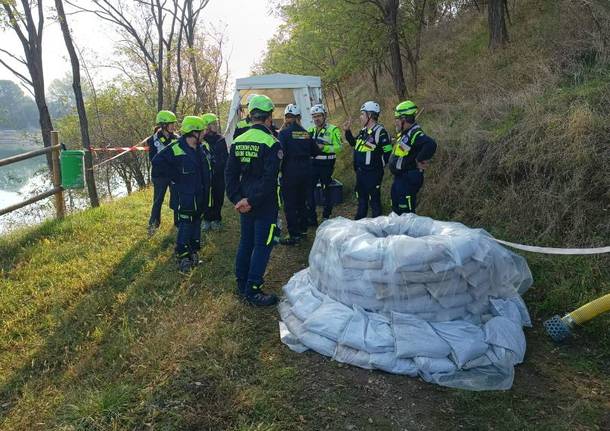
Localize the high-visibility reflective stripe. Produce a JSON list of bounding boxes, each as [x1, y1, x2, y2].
[[266, 224, 277, 246], [172, 143, 186, 156], [407, 195, 412, 211]]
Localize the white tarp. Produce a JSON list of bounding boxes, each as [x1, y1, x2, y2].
[[278, 213, 534, 391], [224, 73, 323, 145]]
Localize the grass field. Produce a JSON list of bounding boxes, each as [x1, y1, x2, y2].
[[0, 189, 608, 430]]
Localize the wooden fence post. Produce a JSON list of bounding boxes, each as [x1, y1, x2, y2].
[[51, 131, 66, 219]]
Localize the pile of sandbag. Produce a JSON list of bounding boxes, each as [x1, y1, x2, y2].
[[278, 214, 534, 390]]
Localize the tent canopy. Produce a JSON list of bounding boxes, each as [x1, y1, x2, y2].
[[225, 73, 323, 145]]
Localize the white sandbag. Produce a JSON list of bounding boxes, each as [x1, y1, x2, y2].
[[278, 213, 534, 391], [393, 312, 452, 358], [490, 297, 530, 326], [291, 289, 322, 321], [435, 292, 472, 309], [431, 321, 489, 367], [303, 298, 353, 341], [414, 356, 457, 374], [370, 352, 418, 376], [484, 317, 526, 364], [279, 303, 306, 339], [279, 321, 309, 353], [334, 345, 373, 369], [299, 330, 337, 357], [425, 276, 468, 299], [365, 312, 394, 353], [430, 306, 468, 322]]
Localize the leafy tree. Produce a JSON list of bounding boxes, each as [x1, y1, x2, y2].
[[0, 79, 38, 130]]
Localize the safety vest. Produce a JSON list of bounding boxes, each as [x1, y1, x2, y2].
[[236, 118, 251, 129], [354, 124, 388, 166], [392, 125, 423, 170], [308, 124, 341, 159]]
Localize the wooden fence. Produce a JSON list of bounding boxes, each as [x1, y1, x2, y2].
[[0, 131, 65, 218]]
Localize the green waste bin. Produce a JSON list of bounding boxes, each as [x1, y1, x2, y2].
[[60, 149, 85, 189]]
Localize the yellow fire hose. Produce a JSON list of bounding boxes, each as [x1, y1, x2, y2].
[[544, 294, 610, 342]]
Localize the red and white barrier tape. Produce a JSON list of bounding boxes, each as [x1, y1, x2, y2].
[[91, 145, 147, 169], [90, 146, 148, 152]]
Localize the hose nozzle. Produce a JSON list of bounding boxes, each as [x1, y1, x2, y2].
[[544, 315, 575, 342], [544, 294, 610, 343]]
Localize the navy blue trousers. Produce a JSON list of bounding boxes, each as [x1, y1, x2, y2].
[[282, 171, 310, 236], [175, 212, 202, 257], [235, 212, 279, 289], [149, 176, 171, 227], [391, 170, 424, 214], [306, 160, 335, 222], [204, 173, 225, 222], [355, 168, 384, 220]]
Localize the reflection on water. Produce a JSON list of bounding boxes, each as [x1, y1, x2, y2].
[[0, 131, 134, 234]]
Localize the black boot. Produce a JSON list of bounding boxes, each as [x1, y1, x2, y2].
[[245, 284, 278, 307], [178, 256, 193, 273], [190, 252, 201, 268], [235, 279, 246, 297]]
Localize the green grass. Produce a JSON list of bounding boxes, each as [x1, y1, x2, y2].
[[0, 189, 608, 430]]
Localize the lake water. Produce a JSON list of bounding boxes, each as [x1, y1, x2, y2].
[[0, 130, 132, 235]]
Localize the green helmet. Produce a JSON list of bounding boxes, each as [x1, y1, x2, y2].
[[180, 115, 205, 134], [200, 113, 218, 129], [156, 110, 177, 124], [248, 94, 274, 113], [394, 100, 418, 118]]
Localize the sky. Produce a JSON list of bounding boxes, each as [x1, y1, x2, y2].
[[0, 0, 283, 92]]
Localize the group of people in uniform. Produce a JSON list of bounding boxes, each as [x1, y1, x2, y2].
[[144, 94, 436, 307]]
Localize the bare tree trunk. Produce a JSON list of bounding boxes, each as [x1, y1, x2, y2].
[[334, 83, 349, 117], [153, 0, 164, 110], [488, 0, 509, 49], [1, 1, 54, 169], [55, 0, 100, 207], [368, 0, 407, 99], [369, 66, 379, 96], [105, 164, 112, 198], [388, 23, 407, 99]]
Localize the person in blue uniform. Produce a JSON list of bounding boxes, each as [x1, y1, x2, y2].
[[147, 110, 178, 235], [225, 95, 282, 306], [389, 100, 437, 214], [201, 113, 228, 231], [343, 101, 392, 220], [152, 116, 211, 273], [278, 104, 320, 245], [306, 104, 342, 225]]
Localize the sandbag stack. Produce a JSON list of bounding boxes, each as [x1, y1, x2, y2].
[[278, 213, 534, 390]]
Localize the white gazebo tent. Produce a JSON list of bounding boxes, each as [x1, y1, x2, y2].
[[224, 73, 323, 145]]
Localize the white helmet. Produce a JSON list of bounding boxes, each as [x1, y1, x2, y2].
[[284, 104, 301, 116], [310, 104, 327, 115], [360, 101, 381, 113]]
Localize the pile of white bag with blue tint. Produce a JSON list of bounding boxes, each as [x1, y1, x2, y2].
[[278, 213, 533, 390]]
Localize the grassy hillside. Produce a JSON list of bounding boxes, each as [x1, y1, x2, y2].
[[329, 0, 610, 348], [0, 190, 608, 430]]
